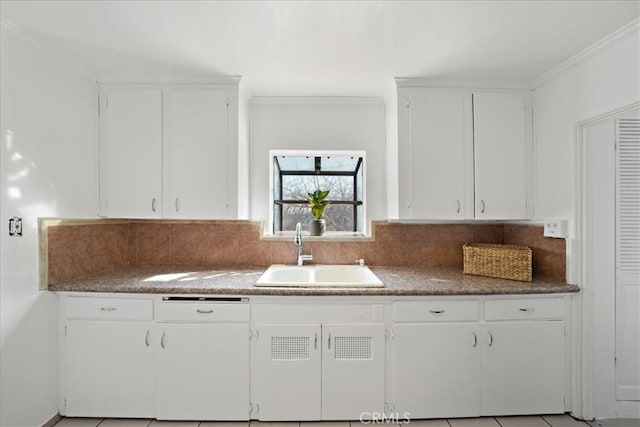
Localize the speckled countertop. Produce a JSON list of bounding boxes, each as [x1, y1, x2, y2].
[[48, 266, 579, 296]]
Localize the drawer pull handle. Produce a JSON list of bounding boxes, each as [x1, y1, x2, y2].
[[161, 332, 166, 349], [488, 331, 493, 347], [480, 199, 485, 214], [472, 332, 477, 348], [429, 309, 445, 315], [456, 200, 460, 214], [100, 307, 117, 312], [196, 309, 214, 314], [145, 330, 150, 347], [151, 198, 157, 212], [519, 308, 534, 312], [328, 333, 332, 349], [314, 333, 318, 350]]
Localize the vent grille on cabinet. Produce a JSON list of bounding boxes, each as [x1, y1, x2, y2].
[[334, 336, 372, 360], [616, 118, 640, 282], [271, 336, 310, 360]]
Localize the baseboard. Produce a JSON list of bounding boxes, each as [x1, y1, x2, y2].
[[41, 413, 61, 427]]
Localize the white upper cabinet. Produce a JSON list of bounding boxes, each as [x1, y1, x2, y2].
[[473, 92, 531, 219], [397, 83, 533, 220], [398, 88, 473, 219], [99, 88, 163, 218], [99, 82, 239, 219]]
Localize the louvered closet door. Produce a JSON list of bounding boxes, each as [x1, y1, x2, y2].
[[252, 324, 322, 420], [322, 324, 385, 420], [616, 117, 640, 401]]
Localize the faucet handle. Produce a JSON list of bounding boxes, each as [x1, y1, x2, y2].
[[355, 258, 365, 266]]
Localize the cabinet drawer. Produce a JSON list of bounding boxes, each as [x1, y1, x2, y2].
[[65, 297, 153, 321], [156, 302, 249, 322], [394, 300, 479, 322], [484, 298, 565, 321]]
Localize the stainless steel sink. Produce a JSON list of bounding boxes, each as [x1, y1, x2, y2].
[[255, 264, 384, 288]]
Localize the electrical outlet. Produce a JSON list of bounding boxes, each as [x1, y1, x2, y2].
[[544, 220, 567, 239], [9, 217, 23, 237]]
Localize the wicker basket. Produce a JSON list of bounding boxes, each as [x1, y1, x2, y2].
[[463, 243, 532, 282]]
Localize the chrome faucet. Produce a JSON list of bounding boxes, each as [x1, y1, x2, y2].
[[294, 222, 313, 266]]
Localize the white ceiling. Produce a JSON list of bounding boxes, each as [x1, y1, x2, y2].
[[1, 1, 638, 96]]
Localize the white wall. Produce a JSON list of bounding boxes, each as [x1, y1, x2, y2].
[[534, 21, 640, 420], [0, 21, 97, 426], [249, 98, 386, 234], [534, 22, 640, 222]]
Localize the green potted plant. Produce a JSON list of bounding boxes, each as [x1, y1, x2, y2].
[[306, 189, 330, 236]]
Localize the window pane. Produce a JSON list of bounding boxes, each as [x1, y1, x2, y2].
[[321, 156, 359, 172], [282, 176, 354, 201], [277, 156, 314, 172], [280, 204, 354, 232]]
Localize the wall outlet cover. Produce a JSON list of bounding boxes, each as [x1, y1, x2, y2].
[[543, 220, 567, 239]]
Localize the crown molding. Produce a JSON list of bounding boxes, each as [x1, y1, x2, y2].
[[394, 77, 532, 90], [532, 18, 640, 88]]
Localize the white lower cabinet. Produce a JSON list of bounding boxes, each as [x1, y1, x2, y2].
[[65, 320, 156, 417], [392, 298, 566, 419], [252, 322, 385, 420], [61, 295, 569, 421], [252, 324, 322, 420], [156, 323, 250, 420], [393, 323, 480, 419], [480, 321, 565, 415]]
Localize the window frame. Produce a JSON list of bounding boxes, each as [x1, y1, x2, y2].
[[269, 149, 367, 236]]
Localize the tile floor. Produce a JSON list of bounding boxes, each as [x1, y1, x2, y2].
[[52, 415, 637, 427]]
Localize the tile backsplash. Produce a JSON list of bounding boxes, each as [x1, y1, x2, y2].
[[42, 219, 566, 286]]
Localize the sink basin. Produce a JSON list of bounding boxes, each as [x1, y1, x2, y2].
[[255, 264, 384, 288]]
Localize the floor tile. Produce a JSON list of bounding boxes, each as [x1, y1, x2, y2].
[[448, 418, 500, 427], [54, 419, 103, 427], [301, 422, 349, 427], [148, 422, 199, 427], [496, 416, 549, 427], [99, 420, 152, 427], [402, 420, 450, 427], [200, 423, 251, 427], [249, 423, 300, 427], [542, 415, 590, 426], [587, 420, 640, 427]]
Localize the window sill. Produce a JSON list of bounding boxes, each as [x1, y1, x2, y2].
[[261, 231, 373, 242]]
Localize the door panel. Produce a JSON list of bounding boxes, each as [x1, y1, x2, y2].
[[393, 323, 480, 419], [65, 321, 155, 417], [156, 323, 249, 420], [252, 324, 322, 420], [322, 324, 386, 420]]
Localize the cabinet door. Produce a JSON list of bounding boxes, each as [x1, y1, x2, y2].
[[252, 324, 321, 420], [322, 324, 386, 420], [156, 323, 249, 420], [99, 88, 162, 218], [65, 320, 155, 417], [164, 87, 231, 219], [393, 323, 480, 419], [481, 322, 565, 415], [399, 88, 473, 219], [473, 92, 531, 219]]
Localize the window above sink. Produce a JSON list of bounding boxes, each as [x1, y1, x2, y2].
[[270, 150, 366, 236]]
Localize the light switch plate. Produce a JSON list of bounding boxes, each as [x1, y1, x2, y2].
[[544, 220, 567, 238]]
